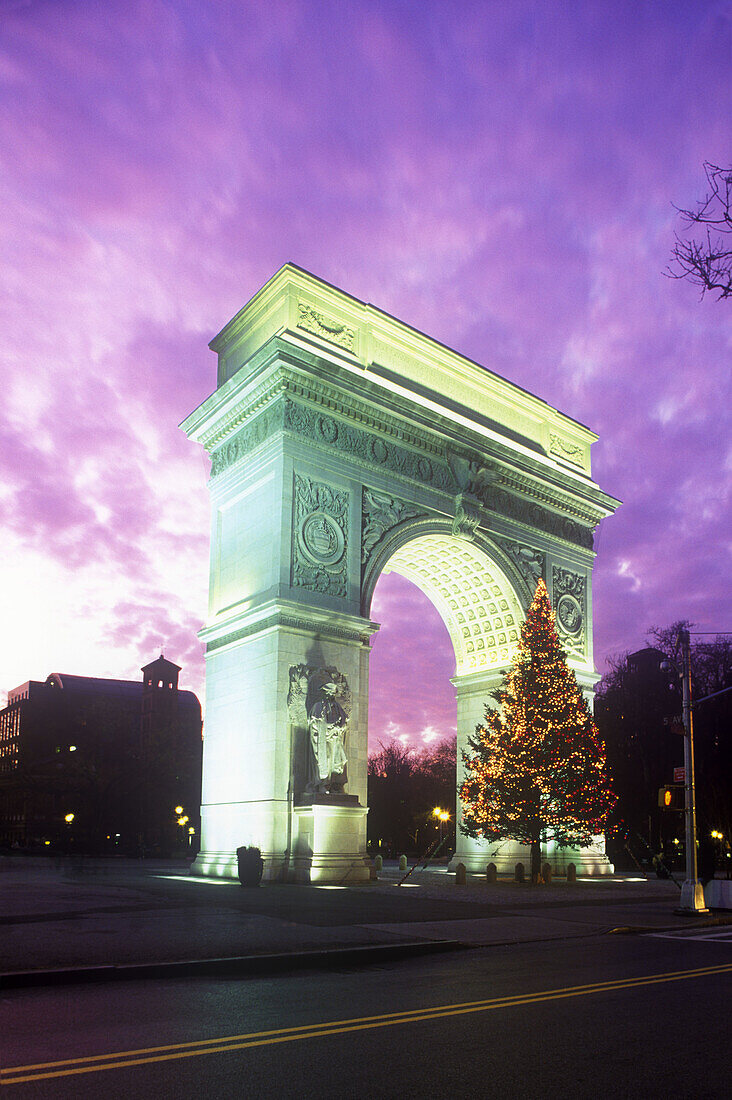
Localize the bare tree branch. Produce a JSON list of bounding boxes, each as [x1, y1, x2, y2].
[[667, 162, 732, 300]]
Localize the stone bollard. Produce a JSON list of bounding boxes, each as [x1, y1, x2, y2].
[[398, 854, 407, 871], [541, 862, 552, 885], [515, 862, 525, 883], [369, 862, 378, 880], [374, 854, 383, 872], [486, 862, 497, 883], [455, 862, 467, 885], [567, 862, 577, 883]]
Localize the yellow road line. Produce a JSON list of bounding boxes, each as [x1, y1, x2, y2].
[[4, 962, 731, 1085]]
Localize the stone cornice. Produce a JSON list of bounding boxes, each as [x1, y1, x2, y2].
[[191, 346, 618, 527], [181, 345, 287, 451], [187, 341, 449, 460], [200, 599, 379, 653], [204, 397, 613, 550], [207, 264, 598, 475], [279, 361, 446, 459], [494, 471, 607, 527]]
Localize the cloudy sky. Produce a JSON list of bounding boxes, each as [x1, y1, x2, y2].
[[2, 0, 730, 748]]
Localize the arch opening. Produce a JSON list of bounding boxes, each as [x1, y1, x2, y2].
[[365, 533, 526, 860], [380, 533, 525, 677], [366, 572, 457, 856], [368, 571, 457, 750]]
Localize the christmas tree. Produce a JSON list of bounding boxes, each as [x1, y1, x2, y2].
[[460, 578, 616, 882]]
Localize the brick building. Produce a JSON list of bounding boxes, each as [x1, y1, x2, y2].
[[0, 655, 202, 855]]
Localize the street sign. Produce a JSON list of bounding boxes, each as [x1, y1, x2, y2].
[[674, 766, 686, 783], [664, 715, 685, 735]]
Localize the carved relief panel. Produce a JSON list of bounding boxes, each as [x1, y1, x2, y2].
[[552, 565, 587, 658], [496, 539, 545, 595], [361, 486, 423, 565], [292, 474, 349, 598]]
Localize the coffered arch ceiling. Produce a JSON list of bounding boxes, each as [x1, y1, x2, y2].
[[381, 533, 525, 676]]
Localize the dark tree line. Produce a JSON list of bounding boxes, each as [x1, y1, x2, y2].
[[595, 623, 732, 872], [367, 737, 456, 857]]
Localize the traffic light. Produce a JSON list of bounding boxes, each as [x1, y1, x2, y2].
[[658, 785, 685, 810]]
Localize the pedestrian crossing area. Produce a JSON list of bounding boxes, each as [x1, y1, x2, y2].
[[649, 926, 732, 943]]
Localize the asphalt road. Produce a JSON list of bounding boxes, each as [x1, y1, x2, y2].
[[3, 926, 731, 1098]]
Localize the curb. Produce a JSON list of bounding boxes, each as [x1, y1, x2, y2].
[[607, 914, 732, 935], [0, 939, 468, 990]]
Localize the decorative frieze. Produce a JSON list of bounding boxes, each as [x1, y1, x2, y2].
[[209, 403, 283, 477], [552, 565, 586, 657], [447, 450, 594, 550], [280, 364, 445, 457], [208, 394, 596, 553], [284, 399, 454, 493], [491, 488, 594, 550], [292, 475, 349, 598], [297, 301, 355, 353]]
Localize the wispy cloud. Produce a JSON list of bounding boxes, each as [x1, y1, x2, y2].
[[1, 0, 729, 739]]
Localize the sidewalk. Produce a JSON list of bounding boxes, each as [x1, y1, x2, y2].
[[1, 856, 729, 987]]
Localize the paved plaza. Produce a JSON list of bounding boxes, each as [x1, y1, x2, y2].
[[2, 856, 730, 987]]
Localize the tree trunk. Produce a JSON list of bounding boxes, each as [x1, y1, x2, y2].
[[530, 839, 542, 884]]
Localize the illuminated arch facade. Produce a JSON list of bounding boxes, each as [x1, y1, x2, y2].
[[182, 265, 619, 881]]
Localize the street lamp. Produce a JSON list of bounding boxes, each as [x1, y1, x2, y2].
[[433, 807, 450, 844], [661, 629, 708, 915]]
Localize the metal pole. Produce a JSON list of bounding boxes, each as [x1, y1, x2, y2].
[[677, 628, 708, 914]]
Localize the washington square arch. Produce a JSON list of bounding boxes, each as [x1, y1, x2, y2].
[[181, 264, 620, 883]]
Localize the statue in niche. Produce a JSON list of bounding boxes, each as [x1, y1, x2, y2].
[[287, 665, 351, 796], [308, 680, 349, 793]]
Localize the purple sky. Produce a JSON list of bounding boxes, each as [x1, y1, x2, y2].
[[2, 0, 730, 749]]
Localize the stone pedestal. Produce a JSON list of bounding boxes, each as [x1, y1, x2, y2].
[[450, 835, 614, 877], [547, 837, 614, 876], [450, 837, 530, 876], [292, 799, 369, 884]]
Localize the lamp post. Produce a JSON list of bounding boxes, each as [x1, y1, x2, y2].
[[174, 806, 189, 849], [663, 629, 708, 915], [432, 806, 450, 845]]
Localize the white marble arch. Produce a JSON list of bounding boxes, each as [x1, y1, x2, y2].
[[181, 264, 619, 882]]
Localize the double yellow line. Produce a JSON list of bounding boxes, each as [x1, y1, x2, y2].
[[4, 963, 731, 1085]]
